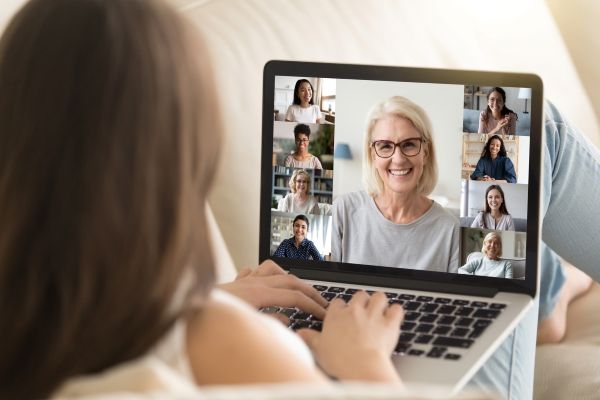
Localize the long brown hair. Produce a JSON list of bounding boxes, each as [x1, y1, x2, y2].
[[0, 0, 221, 398]]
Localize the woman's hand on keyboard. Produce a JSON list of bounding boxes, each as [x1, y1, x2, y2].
[[218, 260, 328, 320], [297, 291, 404, 383]]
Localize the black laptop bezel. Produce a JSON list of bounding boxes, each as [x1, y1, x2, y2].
[[260, 60, 542, 298]]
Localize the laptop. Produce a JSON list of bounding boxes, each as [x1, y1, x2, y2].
[[260, 61, 543, 392]]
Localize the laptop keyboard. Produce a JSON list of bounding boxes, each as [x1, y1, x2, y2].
[[261, 284, 506, 362]]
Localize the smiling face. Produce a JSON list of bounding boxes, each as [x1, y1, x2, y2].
[[489, 138, 501, 159], [488, 90, 505, 114], [293, 219, 308, 242], [294, 174, 309, 195], [295, 133, 309, 153], [487, 188, 503, 212], [483, 235, 502, 259], [371, 116, 425, 196], [297, 82, 313, 106]]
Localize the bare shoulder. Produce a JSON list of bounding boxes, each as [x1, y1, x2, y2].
[[186, 290, 325, 386]]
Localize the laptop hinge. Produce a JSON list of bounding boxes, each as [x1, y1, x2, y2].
[[290, 268, 499, 298]]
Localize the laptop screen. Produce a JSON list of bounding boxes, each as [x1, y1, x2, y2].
[[261, 62, 542, 295]]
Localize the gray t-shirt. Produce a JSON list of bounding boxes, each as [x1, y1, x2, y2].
[[332, 191, 459, 272], [459, 257, 513, 278]]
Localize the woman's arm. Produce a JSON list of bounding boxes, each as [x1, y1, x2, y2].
[[186, 292, 327, 386], [272, 240, 288, 258], [470, 158, 487, 180], [504, 260, 513, 279], [506, 214, 515, 231], [478, 111, 486, 134], [308, 241, 324, 261], [313, 156, 323, 170], [508, 113, 517, 135], [504, 158, 517, 183], [471, 212, 484, 229], [458, 259, 478, 274], [285, 106, 295, 122]]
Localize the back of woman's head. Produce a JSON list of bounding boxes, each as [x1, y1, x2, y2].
[[0, 0, 221, 397]]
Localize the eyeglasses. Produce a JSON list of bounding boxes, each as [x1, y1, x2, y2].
[[371, 138, 424, 158], [295, 138, 309, 143]]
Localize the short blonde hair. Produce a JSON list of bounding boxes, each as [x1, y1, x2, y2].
[[362, 96, 438, 197], [482, 232, 503, 257], [289, 169, 312, 194]]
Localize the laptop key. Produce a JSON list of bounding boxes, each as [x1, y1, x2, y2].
[[398, 294, 416, 300], [404, 301, 422, 311], [415, 334, 434, 344], [433, 325, 452, 335], [294, 311, 312, 321], [427, 346, 447, 358], [474, 319, 493, 328], [473, 309, 501, 319], [415, 323, 434, 333], [452, 299, 470, 306], [438, 305, 457, 315], [261, 306, 280, 313], [420, 303, 439, 313], [279, 308, 297, 318], [321, 292, 336, 301], [394, 342, 411, 354], [313, 285, 328, 291], [389, 299, 404, 306], [385, 292, 398, 299], [433, 336, 474, 349], [399, 332, 416, 343], [419, 313, 438, 323], [450, 328, 470, 338], [404, 312, 420, 321], [490, 303, 507, 310], [401, 321, 417, 331], [310, 321, 323, 331], [456, 317, 474, 327], [328, 287, 345, 293], [455, 307, 475, 317], [337, 294, 352, 303], [470, 327, 487, 339], [417, 296, 434, 302], [471, 301, 488, 308], [408, 349, 425, 356], [345, 288, 359, 294], [434, 297, 452, 304], [438, 315, 456, 325], [290, 320, 311, 330], [444, 353, 462, 361]]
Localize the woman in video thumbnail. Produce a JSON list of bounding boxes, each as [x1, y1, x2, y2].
[[478, 86, 518, 136], [278, 169, 320, 214], [459, 232, 513, 278], [273, 215, 323, 260], [284, 123, 323, 169], [471, 184, 515, 230], [470, 134, 517, 183], [332, 96, 459, 272], [285, 79, 324, 124]]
